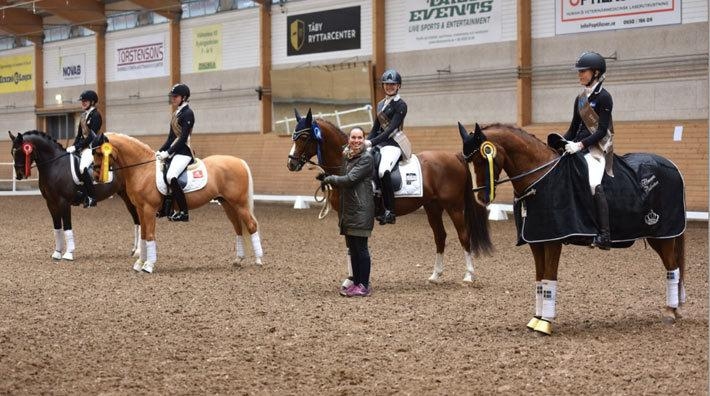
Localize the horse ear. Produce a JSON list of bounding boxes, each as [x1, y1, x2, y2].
[[294, 108, 301, 122], [306, 108, 312, 124], [8, 131, 15, 142], [457, 122, 469, 140]]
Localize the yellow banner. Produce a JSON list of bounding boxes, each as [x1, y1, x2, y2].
[[0, 54, 33, 94], [193, 24, 222, 72]]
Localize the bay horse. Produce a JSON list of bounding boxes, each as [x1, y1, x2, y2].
[[93, 133, 262, 273], [458, 122, 686, 335], [9, 130, 140, 261], [286, 109, 492, 283]]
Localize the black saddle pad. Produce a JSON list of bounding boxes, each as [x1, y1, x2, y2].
[[513, 153, 686, 247]]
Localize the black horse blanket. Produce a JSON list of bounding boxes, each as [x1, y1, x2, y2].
[[514, 153, 686, 247]]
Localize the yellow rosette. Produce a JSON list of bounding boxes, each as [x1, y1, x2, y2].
[[100, 143, 113, 183]]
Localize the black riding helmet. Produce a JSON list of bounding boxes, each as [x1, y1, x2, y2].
[[79, 90, 98, 104], [575, 51, 606, 82], [170, 83, 190, 100], [381, 69, 402, 85]]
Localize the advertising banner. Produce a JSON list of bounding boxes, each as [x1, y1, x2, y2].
[[59, 53, 86, 85], [556, 0, 682, 35], [0, 54, 33, 94], [193, 24, 222, 72], [287, 6, 361, 56], [400, 0, 502, 51], [115, 33, 167, 80]]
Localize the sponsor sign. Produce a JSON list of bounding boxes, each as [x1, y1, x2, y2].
[[287, 6, 361, 56], [0, 54, 33, 94], [556, 0, 681, 35], [114, 33, 167, 80], [59, 53, 86, 84], [400, 0, 502, 51], [193, 24, 222, 72]]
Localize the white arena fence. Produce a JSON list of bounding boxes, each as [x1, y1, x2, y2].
[[275, 104, 374, 136]]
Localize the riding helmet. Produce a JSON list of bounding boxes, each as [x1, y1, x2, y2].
[[381, 69, 402, 85], [574, 51, 606, 75], [170, 83, 190, 99], [78, 90, 99, 103]]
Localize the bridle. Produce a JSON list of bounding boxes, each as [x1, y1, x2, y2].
[[288, 121, 342, 174]]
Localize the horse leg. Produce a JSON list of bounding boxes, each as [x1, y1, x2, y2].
[[227, 201, 263, 265], [60, 204, 75, 261], [424, 203, 446, 283], [140, 208, 158, 274], [647, 236, 685, 323], [526, 243, 547, 331], [533, 242, 562, 336], [220, 201, 247, 266], [48, 205, 64, 261], [444, 206, 475, 283], [133, 209, 148, 272], [119, 191, 141, 258]]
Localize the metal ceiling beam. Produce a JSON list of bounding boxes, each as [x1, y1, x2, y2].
[[0, 1, 44, 42], [128, 0, 181, 20], [35, 0, 106, 32]]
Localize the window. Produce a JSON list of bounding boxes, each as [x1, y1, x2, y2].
[[107, 12, 139, 32], [182, 0, 220, 19], [44, 26, 70, 42]]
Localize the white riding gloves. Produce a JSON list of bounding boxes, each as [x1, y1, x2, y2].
[[564, 141, 583, 154], [156, 151, 169, 160], [66, 146, 76, 154]]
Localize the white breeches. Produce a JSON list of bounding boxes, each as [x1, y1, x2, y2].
[[79, 148, 93, 171], [166, 154, 192, 181], [378, 145, 402, 178], [584, 152, 605, 193]]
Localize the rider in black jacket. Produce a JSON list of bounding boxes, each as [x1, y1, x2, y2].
[[67, 90, 102, 208]]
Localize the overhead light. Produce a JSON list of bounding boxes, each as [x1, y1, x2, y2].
[[54, 94, 62, 104]]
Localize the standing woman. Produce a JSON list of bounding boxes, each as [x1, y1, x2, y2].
[[156, 83, 195, 222], [563, 51, 614, 250], [322, 127, 375, 297], [67, 90, 102, 208], [366, 69, 411, 225]]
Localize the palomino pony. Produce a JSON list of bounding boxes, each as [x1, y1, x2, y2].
[[287, 109, 492, 283], [93, 133, 262, 273], [459, 122, 686, 335], [9, 130, 140, 260]]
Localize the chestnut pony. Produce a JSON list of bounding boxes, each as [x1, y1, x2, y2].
[[459, 122, 686, 335], [287, 109, 492, 283], [93, 133, 262, 273], [9, 130, 140, 261]]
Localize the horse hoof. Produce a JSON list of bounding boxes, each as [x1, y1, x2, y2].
[[141, 261, 155, 274], [133, 259, 144, 272], [526, 317, 540, 331], [62, 252, 74, 261], [662, 308, 677, 324], [427, 275, 442, 284], [462, 273, 474, 284], [231, 257, 245, 267], [533, 319, 552, 336], [255, 257, 263, 266], [51, 251, 62, 261], [131, 249, 140, 258]]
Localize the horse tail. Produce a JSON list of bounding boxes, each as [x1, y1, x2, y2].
[[241, 158, 255, 214], [463, 158, 493, 256]]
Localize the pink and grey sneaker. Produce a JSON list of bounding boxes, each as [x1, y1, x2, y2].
[[339, 279, 355, 296], [345, 283, 371, 297]]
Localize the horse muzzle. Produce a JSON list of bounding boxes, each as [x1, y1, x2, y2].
[[287, 156, 304, 172]]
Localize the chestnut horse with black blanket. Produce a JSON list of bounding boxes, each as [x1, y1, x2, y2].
[[9, 130, 140, 261], [459, 122, 686, 336], [287, 109, 492, 283]]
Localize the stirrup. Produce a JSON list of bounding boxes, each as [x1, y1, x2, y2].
[[83, 196, 97, 208], [592, 235, 611, 250], [379, 210, 396, 225], [168, 211, 189, 222]]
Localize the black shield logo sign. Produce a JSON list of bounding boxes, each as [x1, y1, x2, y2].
[[290, 19, 305, 52]]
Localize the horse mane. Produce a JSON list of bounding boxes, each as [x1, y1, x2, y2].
[[20, 130, 65, 149], [482, 123, 547, 146], [105, 132, 155, 157]]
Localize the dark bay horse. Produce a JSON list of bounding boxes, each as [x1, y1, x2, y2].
[[93, 133, 262, 273], [459, 122, 686, 335], [9, 130, 140, 261], [286, 109, 492, 283]]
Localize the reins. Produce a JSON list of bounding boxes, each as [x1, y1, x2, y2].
[[470, 155, 564, 192]]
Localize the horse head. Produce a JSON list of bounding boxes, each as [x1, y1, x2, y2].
[[8, 131, 28, 179], [459, 122, 503, 206], [287, 108, 319, 171]]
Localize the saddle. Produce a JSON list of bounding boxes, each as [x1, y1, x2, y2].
[[69, 152, 112, 185], [371, 148, 423, 197], [156, 158, 208, 196], [513, 153, 686, 247]]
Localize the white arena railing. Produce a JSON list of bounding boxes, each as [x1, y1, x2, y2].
[[0, 162, 40, 196], [274, 104, 374, 135]]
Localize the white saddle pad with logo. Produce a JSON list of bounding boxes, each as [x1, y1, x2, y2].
[[70, 154, 112, 185], [156, 158, 209, 195], [394, 154, 423, 198]]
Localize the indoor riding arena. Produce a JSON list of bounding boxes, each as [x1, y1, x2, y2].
[[0, 1, 707, 394]]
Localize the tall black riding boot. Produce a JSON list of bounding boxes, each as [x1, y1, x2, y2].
[[81, 169, 97, 208], [379, 171, 396, 225], [168, 179, 189, 222], [592, 185, 611, 250]]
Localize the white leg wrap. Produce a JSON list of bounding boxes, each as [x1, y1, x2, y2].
[[680, 282, 687, 304], [346, 252, 353, 277], [541, 279, 557, 321], [666, 268, 680, 308], [132, 225, 141, 255], [236, 235, 245, 258], [64, 230, 75, 252], [535, 281, 543, 317], [146, 240, 157, 263], [140, 239, 147, 262], [463, 251, 475, 282], [250, 231, 263, 258], [434, 253, 444, 274], [53, 229, 65, 252]]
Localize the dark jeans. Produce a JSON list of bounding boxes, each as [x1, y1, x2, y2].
[[345, 235, 371, 287]]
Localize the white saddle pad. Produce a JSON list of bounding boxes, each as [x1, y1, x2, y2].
[[156, 158, 209, 195], [394, 154, 423, 198], [70, 154, 112, 185]]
